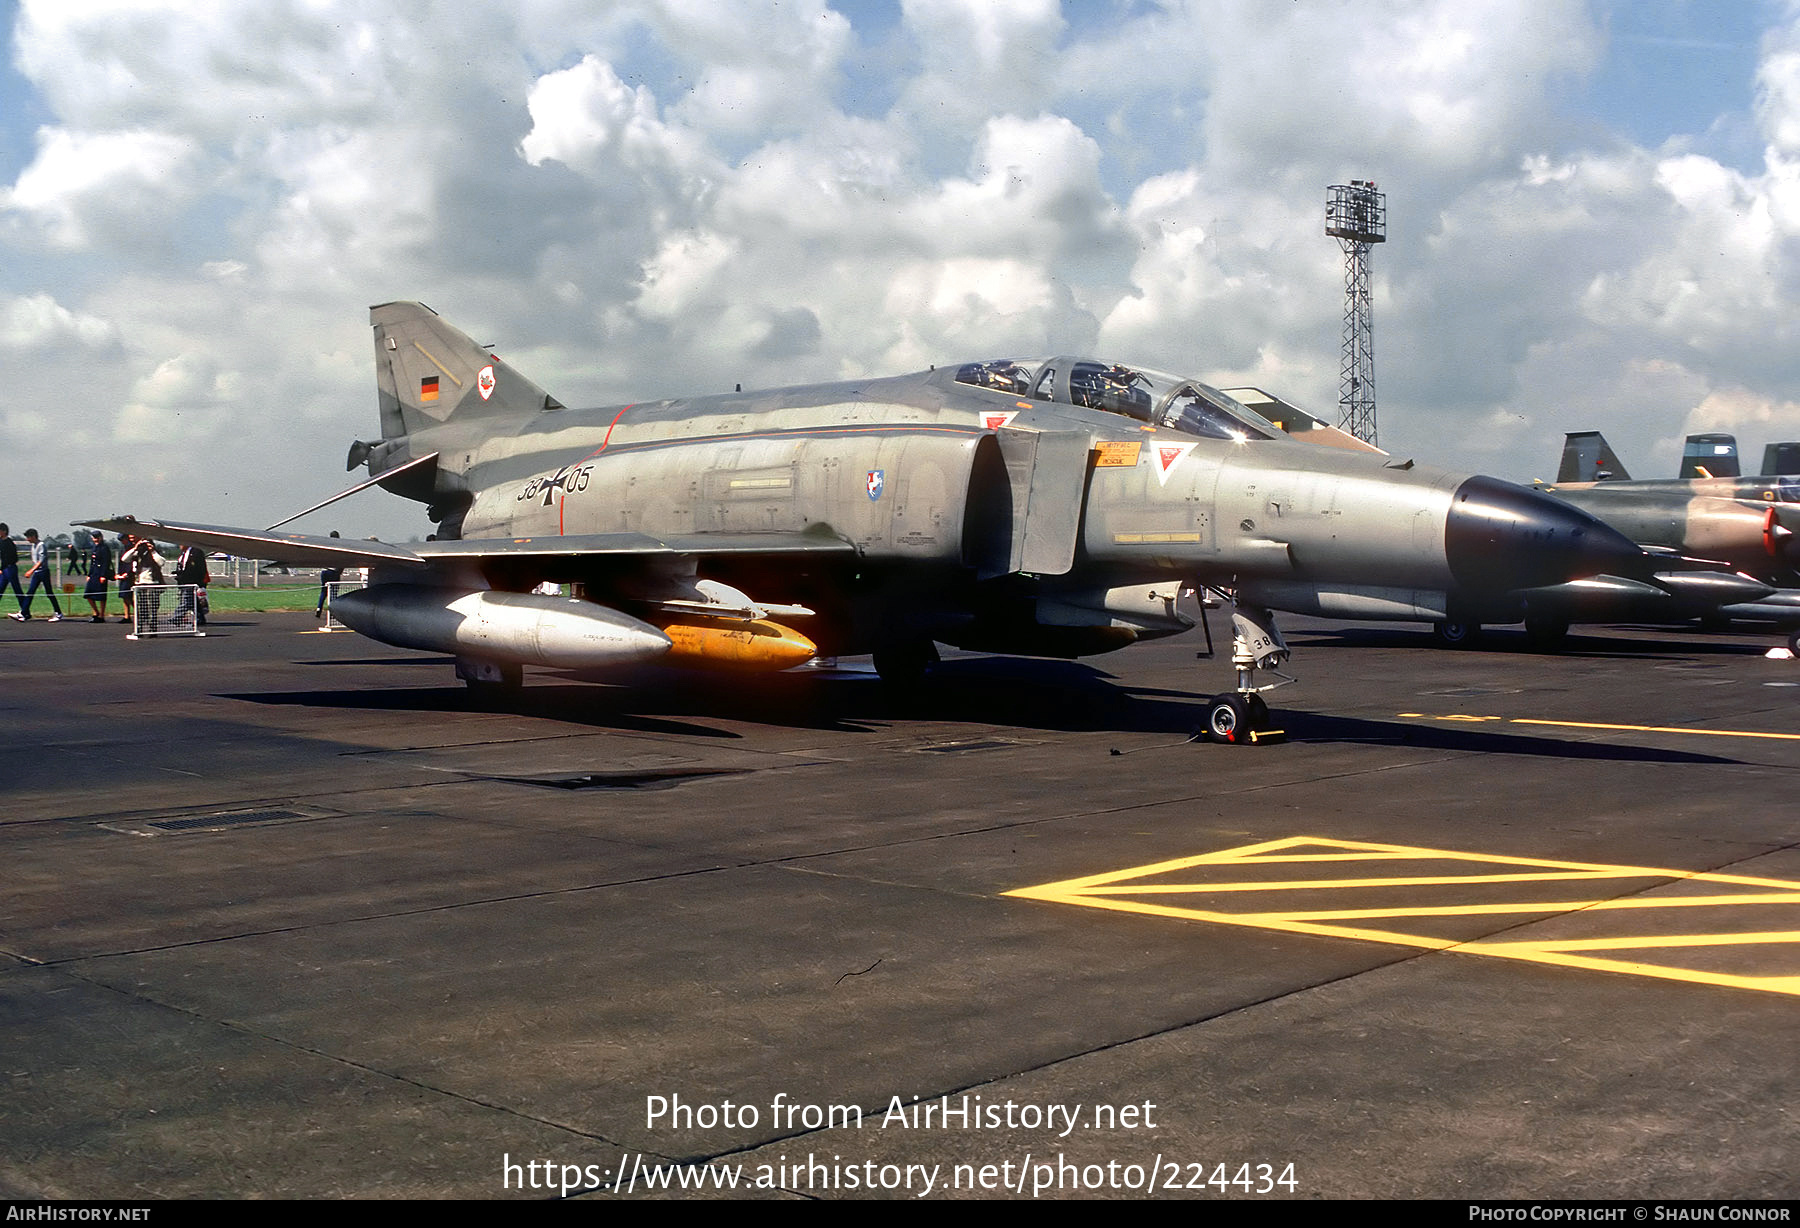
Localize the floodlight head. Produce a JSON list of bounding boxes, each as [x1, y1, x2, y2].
[[1325, 182, 1386, 245]]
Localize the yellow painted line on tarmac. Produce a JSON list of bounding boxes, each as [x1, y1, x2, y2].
[[1005, 836, 1800, 997], [1397, 713, 1800, 741]]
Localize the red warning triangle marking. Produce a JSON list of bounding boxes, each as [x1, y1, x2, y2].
[[1153, 441, 1195, 485]]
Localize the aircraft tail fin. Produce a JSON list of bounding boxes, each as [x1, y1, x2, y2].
[[1761, 443, 1800, 476], [1679, 433, 1739, 479], [370, 301, 565, 441], [1557, 431, 1631, 482]]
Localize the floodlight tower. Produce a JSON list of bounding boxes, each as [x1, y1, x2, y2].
[[1325, 180, 1386, 445]]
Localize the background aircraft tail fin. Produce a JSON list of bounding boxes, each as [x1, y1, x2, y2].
[[370, 301, 564, 440], [1557, 431, 1631, 482], [1679, 433, 1739, 479], [1761, 442, 1800, 475]]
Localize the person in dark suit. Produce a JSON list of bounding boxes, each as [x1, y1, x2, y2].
[[174, 543, 210, 627], [0, 525, 24, 616], [316, 531, 343, 618], [83, 531, 112, 622]]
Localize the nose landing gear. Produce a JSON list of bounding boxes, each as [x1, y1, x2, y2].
[[1205, 602, 1290, 745]]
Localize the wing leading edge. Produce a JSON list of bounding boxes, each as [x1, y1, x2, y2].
[[74, 517, 858, 571]]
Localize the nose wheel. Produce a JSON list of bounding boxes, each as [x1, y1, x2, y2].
[[1205, 692, 1274, 744], [1204, 601, 1290, 745]]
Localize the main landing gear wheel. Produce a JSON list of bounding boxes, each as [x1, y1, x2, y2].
[[457, 658, 522, 706], [1431, 619, 1480, 648], [872, 640, 940, 688], [1789, 629, 1800, 656], [1523, 613, 1569, 652]]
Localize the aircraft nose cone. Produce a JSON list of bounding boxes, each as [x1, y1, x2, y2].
[[1445, 475, 1640, 592]]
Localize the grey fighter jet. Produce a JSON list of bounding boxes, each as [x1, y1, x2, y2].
[[82, 302, 1638, 742], [1245, 424, 1800, 649], [1530, 430, 1800, 642]]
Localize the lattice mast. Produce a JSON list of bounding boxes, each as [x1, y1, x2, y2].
[[1325, 181, 1386, 445]]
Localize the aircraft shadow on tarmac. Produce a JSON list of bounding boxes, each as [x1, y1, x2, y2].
[[1272, 711, 1740, 765], [227, 656, 1187, 737], [1291, 625, 1778, 660], [229, 655, 1742, 765]]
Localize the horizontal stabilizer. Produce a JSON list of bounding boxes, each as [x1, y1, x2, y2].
[[266, 452, 440, 530]]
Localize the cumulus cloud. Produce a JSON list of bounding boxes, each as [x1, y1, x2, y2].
[[893, 0, 1065, 135], [0, 293, 117, 348], [520, 56, 698, 175], [2, 127, 201, 249]]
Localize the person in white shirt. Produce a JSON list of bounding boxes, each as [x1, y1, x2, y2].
[[10, 529, 63, 623]]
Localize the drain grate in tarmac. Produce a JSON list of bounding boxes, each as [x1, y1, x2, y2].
[[99, 807, 332, 837], [149, 809, 311, 832], [485, 767, 751, 791], [916, 739, 1023, 754]]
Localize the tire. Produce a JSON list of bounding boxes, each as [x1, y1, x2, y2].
[[873, 640, 940, 687], [1789, 629, 1800, 656], [1246, 693, 1269, 727], [1523, 614, 1569, 652], [1431, 620, 1480, 648], [461, 660, 522, 705], [1206, 694, 1249, 744]]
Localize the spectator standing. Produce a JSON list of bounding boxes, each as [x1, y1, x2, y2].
[[115, 533, 139, 623], [316, 531, 343, 618], [83, 531, 112, 622], [174, 543, 210, 628], [0, 524, 23, 616], [12, 529, 64, 622], [119, 535, 165, 630]]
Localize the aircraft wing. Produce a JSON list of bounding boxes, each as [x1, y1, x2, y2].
[[410, 530, 857, 561], [76, 517, 859, 570], [76, 518, 430, 569]]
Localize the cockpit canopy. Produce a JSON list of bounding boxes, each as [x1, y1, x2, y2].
[[953, 356, 1284, 443]]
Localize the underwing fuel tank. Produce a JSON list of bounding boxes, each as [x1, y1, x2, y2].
[[651, 618, 819, 669], [331, 585, 673, 668]]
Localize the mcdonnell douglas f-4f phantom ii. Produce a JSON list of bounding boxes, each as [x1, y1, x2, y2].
[[83, 302, 1639, 743], [1523, 430, 1800, 646]]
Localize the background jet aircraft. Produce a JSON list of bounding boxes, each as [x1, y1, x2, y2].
[[1678, 433, 1741, 479], [1157, 410, 1791, 650], [1556, 429, 1800, 499], [84, 302, 1637, 740], [1530, 430, 1800, 644]]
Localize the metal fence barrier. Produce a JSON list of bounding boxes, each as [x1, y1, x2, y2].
[[128, 585, 205, 640], [323, 578, 367, 631]]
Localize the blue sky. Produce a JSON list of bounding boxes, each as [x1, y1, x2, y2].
[[1581, 0, 1769, 159], [6, 0, 1800, 542]]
